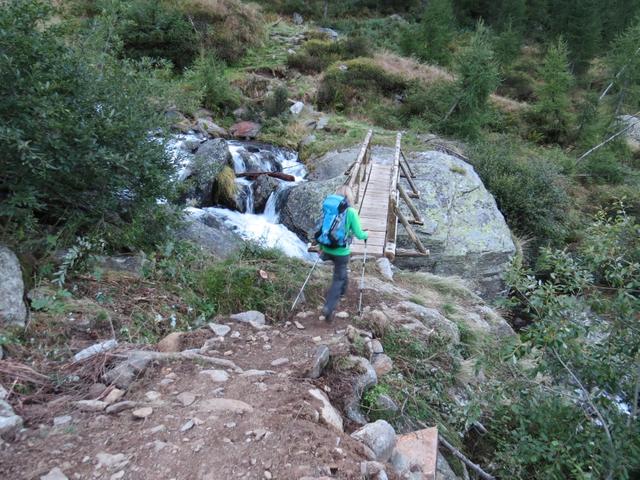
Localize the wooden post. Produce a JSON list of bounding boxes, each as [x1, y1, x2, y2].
[[384, 132, 402, 260], [399, 160, 420, 198], [348, 129, 373, 206], [400, 150, 416, 178], [396, 207, 428, 254], [398, 184, 423, 225]]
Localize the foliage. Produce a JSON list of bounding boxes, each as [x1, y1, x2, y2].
[[180, 0, 265, 63], [0, 0, 175, 249], [400, 0, 457, 66], [317, 58, 406, 111], [604, 18, 640, 114], [499, 207, 640, 478], [528, 38, 575, 144], [466, 138, 569, 245], [287, 37, 371, 74], [183, 53, 240, 114], [114, 0, 199, 70], [264, 85, 290, 118], [54, 237, 106, 287]]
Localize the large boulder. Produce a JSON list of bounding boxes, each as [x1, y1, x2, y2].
[[395, 151, 515, 298], [230, 121, 261, 139], [252, 175, 280, 213], [0, 245, 27, 327], [181, 139, 233, 207], [177, 208, 244, 259], [620, 114, 640, 152], [307, 146, 393, 181], [279, 176, 343, 240]]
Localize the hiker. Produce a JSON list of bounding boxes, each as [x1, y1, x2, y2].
[[315, 185, 368, 322]]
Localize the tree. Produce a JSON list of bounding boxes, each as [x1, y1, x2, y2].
[[401, 0, 456, 66], [0, 0, 175, 246], [530, 38, 575, 143], [442, 21, 500, 138], [604, 18, 640, 114]]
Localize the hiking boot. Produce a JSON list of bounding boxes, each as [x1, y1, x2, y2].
[[321, 307, 334, 323]]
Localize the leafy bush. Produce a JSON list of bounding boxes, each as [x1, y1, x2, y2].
[[287, 36, 371, 74], [115, 0, 198, 70], [180, 0, 265, 63], [264, 85, 290, 118], [183, 53, 240, 113], [0, 0, 175, 248], [399, 0, 456, 66], [466, 138, 570, 245], [317, 58, 406, 110]]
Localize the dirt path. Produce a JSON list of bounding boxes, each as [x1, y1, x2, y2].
[[0, 301, 376, 480]]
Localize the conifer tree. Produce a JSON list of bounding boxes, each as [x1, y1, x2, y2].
[[530, 38, 575, 143], [402, 0, 456, 66], [443, 21, 500, 138], [605, 18, 640, 114]]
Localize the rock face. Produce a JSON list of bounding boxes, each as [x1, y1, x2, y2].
[[395, 151, 515, 298], [178, 208, 243, 259], [351, 420, 396, 462], [620, 114, 640, 151], [230, 121, 261, 139], [0, 245, 27, 327], [279, 176, 343, 240], [252, 175, 280, 213], [0, 399, 23, 438], [183, 139, 233, 207]]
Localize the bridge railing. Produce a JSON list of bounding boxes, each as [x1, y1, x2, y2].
[[346, 129, 373, 207]]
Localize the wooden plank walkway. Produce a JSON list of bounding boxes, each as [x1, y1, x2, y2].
[[350, 161, 392, 256]]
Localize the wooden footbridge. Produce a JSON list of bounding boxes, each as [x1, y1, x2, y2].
[[345, 130, 429, 260]]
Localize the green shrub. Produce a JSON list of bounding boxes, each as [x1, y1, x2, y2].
[[183, 53, 240, 113], [264, 85, 290, 118], [466, 138, 570, 245], [317, 58, 406, 110], [287, 37, 372, 74], [115, 0, 198, 70], [180, 0, 265, 63], [0, 0, 175, 249]]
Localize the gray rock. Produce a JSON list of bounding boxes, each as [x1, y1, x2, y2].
[[102, 351, 156, 389], [0, 399, 23, 438], [132, 407, 153, 419], [345, 356, 377, 425], [437, 453, 461, 480], [0, 384, 7, 400], [394, 151, 515, 299], [92, 254, 147, 276], [76, 400, 108, 412], [184, 138, 233, 206], [53, 415, 73, 427], [361, 461, 389, 480], [306, 147, 360, 181], [620, 114, 640, 150], [306, 345, 330, 379], [106, 401, 138, 414], [96, 452, 129, 470], [199, 369, 229, 383], [398, 301, 460, 343], [270, 357, 289, 367], [280, 176, 344, 241], [371, 339, 384, 354], [293, 12, 303, 25], [0, 245, 27, 327], [177, 392, 196, 406], [40, 467, 68, 480], [178, 208, 244, 260], [252, 175, 280, 213], [375, 257, 394, 282], [290, 101, 305, 116], [318, 27, 339, 40], [73, 339, 118, 362], [351, 420, 396, 462], [209, 323, 231, 337], [196, 118, 227, 138], [372, 354, 393, 377], [229, 311, 266, 327], [308, 388, 343, 432], [197, 398, 253, 414], [375, 394, 399, 413]]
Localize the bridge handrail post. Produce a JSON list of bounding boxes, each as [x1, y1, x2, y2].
[[347, 129, 373, 207]]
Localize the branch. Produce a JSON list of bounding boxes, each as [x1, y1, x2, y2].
[[552, 349, 615, 480], [576, 111, 640, 163], [439, 434, 496, 480]]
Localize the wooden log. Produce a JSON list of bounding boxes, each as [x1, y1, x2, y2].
[[237, 171, 295, 182], [399, 160, 420, 198], [395, 248, 430, 257], [400, 150, 416, 178], [396, 207, 428, 254], [398, 184, 423, 225], [385, 133, 402, 259]]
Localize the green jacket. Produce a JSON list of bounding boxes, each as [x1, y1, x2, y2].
[[320, 206, 368, 256]]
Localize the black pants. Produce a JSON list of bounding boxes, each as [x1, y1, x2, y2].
[[322, 252, 350, 317]]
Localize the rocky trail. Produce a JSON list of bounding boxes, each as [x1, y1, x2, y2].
[[0, 260, 512, 480]]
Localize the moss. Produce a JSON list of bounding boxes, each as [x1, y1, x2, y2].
[[212, 166, 237, 206]]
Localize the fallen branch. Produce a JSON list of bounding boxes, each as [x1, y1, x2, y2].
[[576, 112, 640, 162], [119, 349, 243, 372], [236, 171, 295, 182], [439, 434, 496, 480]]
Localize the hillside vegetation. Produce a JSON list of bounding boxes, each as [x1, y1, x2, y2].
[[1, 0, 639, 478]]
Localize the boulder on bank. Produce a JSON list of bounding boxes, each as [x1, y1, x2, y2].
[[252, 175, 280, 213], [178, 208, 244, 259], [182, 139, 233, 207], [0, 245, 27, 327], [395, 151, 515, 298]]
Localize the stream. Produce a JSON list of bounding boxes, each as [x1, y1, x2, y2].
[[167, 133, 316, 261]]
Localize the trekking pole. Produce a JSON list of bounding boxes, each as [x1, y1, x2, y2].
[[291, 255, 321, 311], [358, 240, 367, 315]]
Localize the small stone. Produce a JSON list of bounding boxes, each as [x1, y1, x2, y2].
[[96, 452, 128, 470], [110, 472, 125, 480], [199, 370, 229, 383], [229, 311, 265, 327], [145, 391, 161, 402], [294, 321, 305, 330], [224, 422, 236, 428], [103, 388, 125, 404], [209, 323, 231, 337], [308, 388, 343, 432], [223, 350, 233, 356], [270, 357, 289, 367], [106, 401, 137, 414], [307, 345, 330, 379], [40, 467, 68, 480], [53, 415, 72, 427], [132, 407, 153, 419], [371, 340, 384, 355], [149, 424, 166, 434], [375, 257, 394, 282], [312, 336, 322, 342], [157, 332, 183, 353], [264, 470, 272, 479], [351, 420, 396, 462], [372, 354, 393, 377], [76, 400, 107, 412], [198, 398, 253, 414], [180, 420, 195, 432], [176, 392, 196, 406], [335, 311, 349, 319], [231, 331, 241, 338]]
